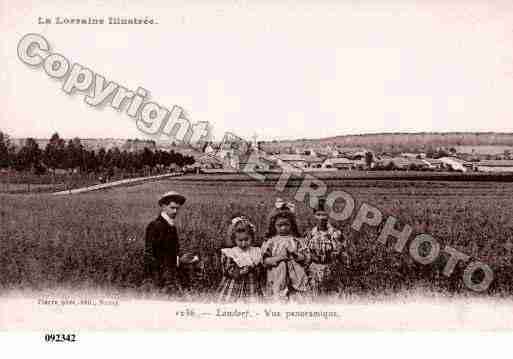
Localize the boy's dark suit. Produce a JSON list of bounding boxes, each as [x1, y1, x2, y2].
[[144, 215, 180, 290]]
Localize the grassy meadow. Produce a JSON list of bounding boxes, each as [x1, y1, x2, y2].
[[1, 175, 513, 298]]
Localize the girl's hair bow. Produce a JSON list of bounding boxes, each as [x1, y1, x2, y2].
[[275, 198, 295, 213], [231, 216, 256, 231]]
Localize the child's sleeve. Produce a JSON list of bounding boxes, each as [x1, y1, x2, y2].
[[261, 240, 273, 260], [332, 230, 343, 255], [332, 230, 349, 266], [256, 247, 264, 265], [304, 230, 313, 248], [262, 240, 279, 268], [221, 252, 241, 279], [295, 237, 311, 264]]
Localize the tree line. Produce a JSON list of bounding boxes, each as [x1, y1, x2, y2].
[[0, 132, 195, 175]]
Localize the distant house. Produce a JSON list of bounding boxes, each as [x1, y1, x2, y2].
[[473, 160, 513, 172], [384, 158, 409, 169], [52, 168, 69, 175], [422, 158, 443, 170], [211, 149, 241, 169], [329, 149, 342, 157], [315, 147, 331, 157], [408, 158, 430, 169], [296, 148, 318, 157], [400, 153, 419, 159], [378, 157, 430, 170], [350, 151, 368, 160], [275, 154, 323, 169], [122, 139, 157, 152], [455, 146, 513, 156], [399, 152, 426, 159], [275, 154, 307, 168], [336, 147, 368, 155], [196, 154, 224, 169], [438, 157, 472, 172], [238, 154, 273, 172], [306, 156, 325, 168], [203, 143, 217, 155], [322, 157, 355, 170]]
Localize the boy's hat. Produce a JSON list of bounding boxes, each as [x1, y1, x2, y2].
[[159, 191, 186, 206]]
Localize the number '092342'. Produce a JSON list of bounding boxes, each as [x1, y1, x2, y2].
[[44, 334, 76, 343]]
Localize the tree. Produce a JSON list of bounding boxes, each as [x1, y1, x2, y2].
[[16, 138, 43, 171], [435, 148, 449, 159], [0, 131, 14, 168], [44, 132, 66, 169], [65, 137, 85, 170], [85, 150, 99, 172], [426, 146, 436, 158], [364, 151, 374, 168], [141, 147, 155, 168], [97, 148, 106, 169], [119, 150, 131, 171], [384, 161, 396, 171]]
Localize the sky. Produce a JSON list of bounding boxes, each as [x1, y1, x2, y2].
[[2, 0, 513, 142]]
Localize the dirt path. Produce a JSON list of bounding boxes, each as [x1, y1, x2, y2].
[[52, 172, 184, 195]]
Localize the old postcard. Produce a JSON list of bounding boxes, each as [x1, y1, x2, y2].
[[2, 0, 513, 337]]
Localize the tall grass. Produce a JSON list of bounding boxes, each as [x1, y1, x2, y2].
[[1, 178, 513, 297]]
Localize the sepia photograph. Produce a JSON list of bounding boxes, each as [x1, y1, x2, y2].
[[2, 0, 513, 337]]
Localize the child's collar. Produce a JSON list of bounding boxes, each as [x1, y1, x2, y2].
[[312, 223, 335, 235]]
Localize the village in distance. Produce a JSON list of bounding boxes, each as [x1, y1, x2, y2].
[[3, 131, 513, 193]]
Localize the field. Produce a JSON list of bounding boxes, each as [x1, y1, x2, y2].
[[0, 172, 100, 193], [1, 175, 513, 299], [0, 171, 163, 194]]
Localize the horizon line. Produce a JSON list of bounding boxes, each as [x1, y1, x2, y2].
[[7, 130, 513, 143]]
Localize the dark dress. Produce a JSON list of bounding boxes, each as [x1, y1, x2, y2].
[[144, 215, 180, 291]]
